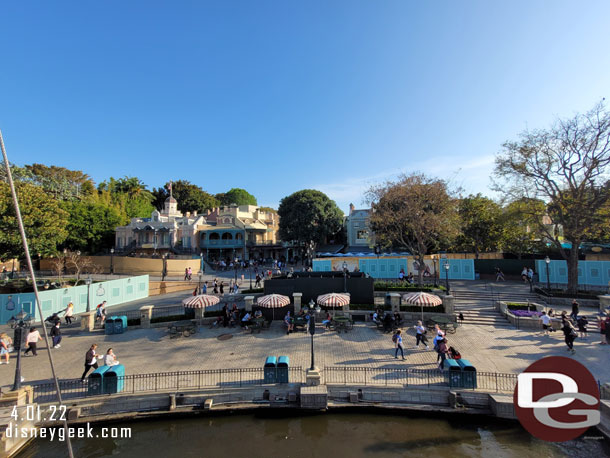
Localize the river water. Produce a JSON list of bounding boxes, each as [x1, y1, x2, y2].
[[17, 411, 609, 458]]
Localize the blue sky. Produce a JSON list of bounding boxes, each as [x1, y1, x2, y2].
[[1, 1, 609, 214]]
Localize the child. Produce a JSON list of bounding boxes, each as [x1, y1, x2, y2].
[[576, 315, 588, 339]]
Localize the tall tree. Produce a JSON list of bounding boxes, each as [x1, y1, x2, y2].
[[455, 194, 502, 258], [25, 163, 95, 199], [98, 176, 155, 218], [495, 102, 610, 293], [61, 200, 124, 253], [367, 173, 458, 283], [278, 190, 344, 263], [498, 199, 545, 259], [0, 182, 69, 260], [216, 188, 258, 206], [152, 180, 219, 213]]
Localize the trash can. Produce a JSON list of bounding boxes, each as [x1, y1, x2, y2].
[[103, 364, 125, 394], [105, 317, 115, 335], [88, 365, 111, 395], [457, 359, 477, 389], [114, 316, 128, 334], [277, 356, 289, 383], [264, 356, 277, 384], [444, 359, 462, 388]]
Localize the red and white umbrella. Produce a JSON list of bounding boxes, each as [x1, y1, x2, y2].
[[401, 292, 442, 306], [257, 294, 291, 308], [402, 292, 442, 322], [316, 293, 350, 308], [257, 294, 291, 321], [182, 294, 220, 309]]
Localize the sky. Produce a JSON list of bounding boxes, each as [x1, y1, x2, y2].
[[1, 1, 609, 214]]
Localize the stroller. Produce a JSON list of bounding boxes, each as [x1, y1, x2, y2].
[[45, 313, 61, 328]]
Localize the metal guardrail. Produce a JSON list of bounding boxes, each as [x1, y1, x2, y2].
[[30, 367, 521, 404], [321, 367, 517, 392], [31, 367, 306, 403]]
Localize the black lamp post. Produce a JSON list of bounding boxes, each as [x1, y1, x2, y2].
[[432, 256, 438, 287], [200, 252, 204, 273], [545, 256, 551, 292], [110, 248, 114, 275], [11, 311, 28, 391], [309, 313, 316, 370], [198, 271, 203, 295], [85, 276, 92, 312], [234, 259, 238, 284], [162, 253, 168, 281], [343, 261, 348, 293], [444, 261, 450, 293], [63, 248, 68, 274]]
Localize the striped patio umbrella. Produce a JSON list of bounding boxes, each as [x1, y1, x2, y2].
[[402, 292, 442, 321], [257, 294, 291, 321], [182, 294, 220, 309], [316, 293, 350, 308]]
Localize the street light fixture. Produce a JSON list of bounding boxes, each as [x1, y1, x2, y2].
[[544, 256, 551, 292], [86, 276, 92, 312], [11, 311, 28, 391], [444, 261, 450, 293], [110, 248, 115, 275]]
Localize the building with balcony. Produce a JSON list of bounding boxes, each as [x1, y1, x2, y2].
[[114, 195, 204, 255], [114, 197, 287, 261]]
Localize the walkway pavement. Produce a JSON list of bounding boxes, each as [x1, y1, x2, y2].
[[1, 318, 608, 389]]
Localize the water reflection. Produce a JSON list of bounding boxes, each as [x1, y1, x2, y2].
[[17, 411, 609, 458]]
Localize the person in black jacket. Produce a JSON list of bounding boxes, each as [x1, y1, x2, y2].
[[80, 344, 101, 382], [50, 322, 62, 349]]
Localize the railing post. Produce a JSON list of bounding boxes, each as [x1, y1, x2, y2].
[[344, 367, 346, 385], [155, 373, 158, 392], [240, 368, 242, 387], [495, 373, 498, 392]]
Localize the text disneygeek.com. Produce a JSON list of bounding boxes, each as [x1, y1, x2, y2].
[[5, 423, 132, 441]]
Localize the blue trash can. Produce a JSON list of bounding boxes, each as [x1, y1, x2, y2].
[[114, 316, 128, 334], [88, 365, 111, 395], [264, 356, 277, 384], [105, 317, 115, 335], [444, 359, 462, 388], [103, 364, 125, 394], [457, 359, 477, 389], [277, 356, 289, 383]]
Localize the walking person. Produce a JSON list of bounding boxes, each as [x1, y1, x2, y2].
[[202, 281, 207, 294], [576, 315, 588, 340], [24, 327, 41, 356], [219, 281, 224, 295], [213, 279, 218, 294], [393, 329, 405, 360], [0, 333, 12, 364], [599, 315, 608, 345], [63, 302, 74, 325], [184, 268, 189, 281], [539, 311, 552, 336], [96, 301, 107, 325], [570, 300, 579, 322], [495, 267, 505, 282], [437, 338, 449, 369], [50, 322, 62, 348], [80, 344, 102, 382], [414, 321, 429, 349], [562, 319, 577, 354], [604, 316, 610, 345], [433, 330, 445, 363]]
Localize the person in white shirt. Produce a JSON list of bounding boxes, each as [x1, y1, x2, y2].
[[24, 327, 42, 356], [414, 320, 429, 349], [103, 348, 120, 366], [540, 311, 552, 336]]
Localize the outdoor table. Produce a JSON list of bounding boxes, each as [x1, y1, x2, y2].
[[250, 317, 268, 333], [293, 316, 308, 331], [168, 320, 198, 338], [332, 316, 353, 333], [426, 316, 456, 334]]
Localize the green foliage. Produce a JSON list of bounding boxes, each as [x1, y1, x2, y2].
[[454, 194, 502, 257], [506, 303, 536, 311], [98, 176, 155, 218], [0, 182, 69, 260], [152, 180, 219, 213], [278, 190, 344, 245], [216, 188, 257, 206], [499, 199, 545, 258], [61, 200, 123, 253], [24, 163, 95, 200]]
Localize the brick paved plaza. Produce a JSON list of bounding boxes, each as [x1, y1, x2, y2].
[[1, 315, 608, 388]]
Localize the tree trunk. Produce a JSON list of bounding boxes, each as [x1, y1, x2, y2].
[[474, 245, 480, 260], [417, 255, 424, 285], [566, 247, 580, 295]]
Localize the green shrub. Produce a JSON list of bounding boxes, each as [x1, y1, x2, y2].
[[507, 303, 536, 311]]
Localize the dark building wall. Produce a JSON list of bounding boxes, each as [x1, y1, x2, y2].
[[264, 274, 374, 304]]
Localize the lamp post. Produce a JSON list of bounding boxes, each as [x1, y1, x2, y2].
[[432, 256, 438, 287], [11, 311, 28, 391], [110, 248, 114, 275], [162, 254, 168, 281], [249, 265, 253, 290], [444, 261, 450, 293], [545, 256, 551, 292], [63, 248, 67, 275], [198, 271, 203, 296], [343, 261, 348, 293], [85, 276, 92, 312], [200, 252, 204, 273], [234, 259, 238, 285], [153, 229, 158, 256]]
